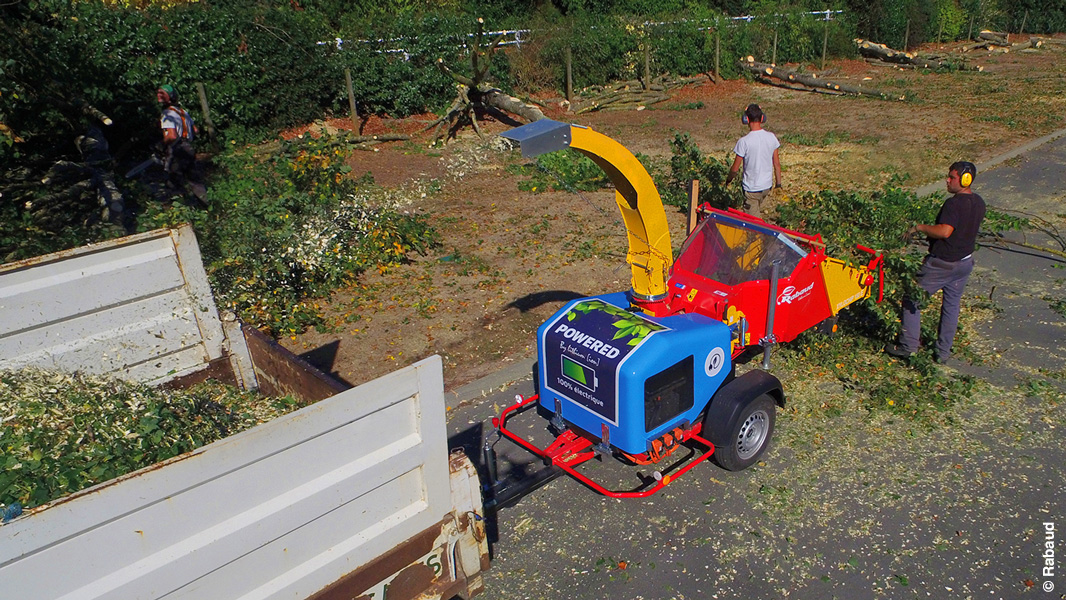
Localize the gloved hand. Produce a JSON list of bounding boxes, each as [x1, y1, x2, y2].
[[902, 226, 920, 244]]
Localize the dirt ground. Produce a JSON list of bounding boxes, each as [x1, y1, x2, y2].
[[278, 41, 1066, 392]]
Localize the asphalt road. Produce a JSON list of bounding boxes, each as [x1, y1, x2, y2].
[[446, 133, 1066, 600]]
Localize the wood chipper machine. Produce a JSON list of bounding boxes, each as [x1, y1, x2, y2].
[[483, 119, 883, 506]]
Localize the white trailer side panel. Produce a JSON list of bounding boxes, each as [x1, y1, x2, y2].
[[0, 355, 450, 600], [0, 225, 227, 383]]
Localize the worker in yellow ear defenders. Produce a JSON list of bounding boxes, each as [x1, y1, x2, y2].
[[887, 161, 985, 364]]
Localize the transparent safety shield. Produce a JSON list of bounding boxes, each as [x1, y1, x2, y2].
[[673, 214, 806, 286]]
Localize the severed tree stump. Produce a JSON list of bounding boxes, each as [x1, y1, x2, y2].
[[425, 18, 546, 145]]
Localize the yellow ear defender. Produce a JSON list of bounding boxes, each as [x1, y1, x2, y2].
[[954, 161, 976, 188]]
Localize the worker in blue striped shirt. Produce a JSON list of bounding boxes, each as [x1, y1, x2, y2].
[[157, 84, 207, 206]]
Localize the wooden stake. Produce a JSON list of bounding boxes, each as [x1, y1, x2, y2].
[[968, 15, 975, 40], [821, 14, 829, 70], [565, 46, 573, 102], [687, 179, 699, 235], [195, 82, 217, 144], [715, 24, 720, 82], [937, 19, 944, 45], [643, 41, 651, 89], [772, 24, 778, 65], [903, 19, 910, 50], [1019, 9, 1028, 36], [345, 68, 358, 130]]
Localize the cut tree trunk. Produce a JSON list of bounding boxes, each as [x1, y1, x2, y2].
[[855, 39, 983, 71], [479, 88, 547, 123], [965, 37, 1043, 53], [739, 58, 901, 100]]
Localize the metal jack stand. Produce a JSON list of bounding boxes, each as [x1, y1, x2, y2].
[[761, 260, 781, 370]]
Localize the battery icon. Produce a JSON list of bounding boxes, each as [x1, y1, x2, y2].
[[561, 355, 598, 391]]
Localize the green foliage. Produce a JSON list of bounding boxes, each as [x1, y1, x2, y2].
[[658, 133, 744, 210], [775, 186, 939, 338], [337, 13, 474, 116], [840, 0, 1066, 48], [2, 1, 341, 163], [779, 330, 976, 423], [536, 13, 641, 89], [138, 133, 439, 335], [769, 185, 1034, 423], [0, 368, 300, 509], [649, 8, 720, 78], [742, 2, 857, 65], [1002, 0, 1066, 34], [775, 186, 1026, 341], [507, 149, 612, 193]]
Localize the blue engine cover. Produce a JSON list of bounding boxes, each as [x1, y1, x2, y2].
[[537, 292, 732, 455]]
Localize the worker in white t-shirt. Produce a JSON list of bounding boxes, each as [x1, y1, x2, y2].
[[724, 104, 782, 220]]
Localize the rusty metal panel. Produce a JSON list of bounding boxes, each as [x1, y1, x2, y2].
[[308, 452, 490, 600], [243, 324, 350, 402], [0, 355, 454, 600], [0, 226, 228, 384]]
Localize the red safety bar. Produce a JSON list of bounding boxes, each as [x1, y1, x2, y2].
[[856, 244, 885, 303], [492, 394, 716, 498]]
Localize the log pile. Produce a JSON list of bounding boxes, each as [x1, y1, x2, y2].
[[738, 57, 903, 100], [573, 75, 705, 114], [855, 39, 983, 71]]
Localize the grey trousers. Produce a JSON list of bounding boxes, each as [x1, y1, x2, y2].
[[899, 255, 974, 358]]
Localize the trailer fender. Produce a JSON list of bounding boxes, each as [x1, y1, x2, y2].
[[701, 369, 784, 448]]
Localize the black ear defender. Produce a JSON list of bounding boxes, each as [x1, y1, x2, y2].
[[741, 103, 767, 125], [951, 161, 977, 188]]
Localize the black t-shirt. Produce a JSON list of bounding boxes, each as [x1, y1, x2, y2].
[[930, 192, 986, 262]]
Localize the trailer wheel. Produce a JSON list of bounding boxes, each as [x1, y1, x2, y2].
[[712, 394, 775, 471]]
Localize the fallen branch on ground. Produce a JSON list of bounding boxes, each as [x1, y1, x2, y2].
[[573, 74, 708, 113]]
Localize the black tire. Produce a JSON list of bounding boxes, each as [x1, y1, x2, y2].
[[711, 394, 776, 471]]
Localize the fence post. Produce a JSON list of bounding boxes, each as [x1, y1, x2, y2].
[[565, 45, 573, 102], [937, 18, 944, 45], [821, 11, 829, 70], [903, 19, 910, 50], [772, 21, 778, 65], [968, 15, 975, 40], [1019, 9, 1028, 36], [194, 82, 217, 146], [714, 21, 720, 82], [643, 40, 651, 89], [344, 68, 358, 131]]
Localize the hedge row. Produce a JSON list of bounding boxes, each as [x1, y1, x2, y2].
[[2, 2, 857, 165], [1, 0, 1058, 166]]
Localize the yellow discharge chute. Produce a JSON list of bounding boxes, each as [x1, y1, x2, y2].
[[501, 121, 673, 301]]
